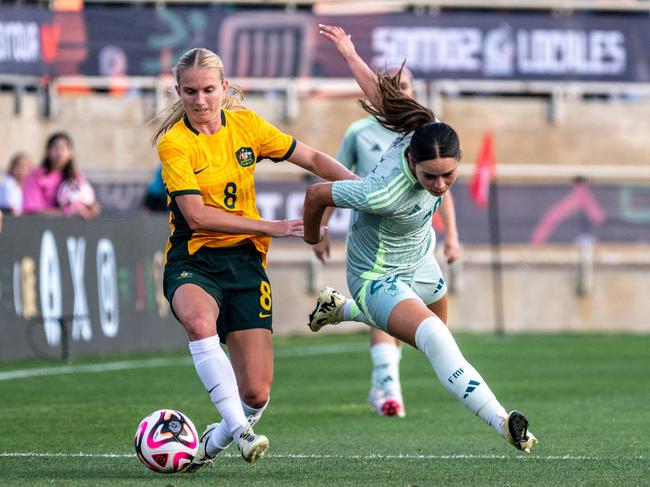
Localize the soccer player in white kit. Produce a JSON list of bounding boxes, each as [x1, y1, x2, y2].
[[312, 66, 461, 418], [304, 24, 538, 453]]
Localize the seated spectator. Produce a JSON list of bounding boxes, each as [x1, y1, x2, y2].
[[0, 152, 32, 215], [22, 132, 100, 219], [142, 164, 168, 212]]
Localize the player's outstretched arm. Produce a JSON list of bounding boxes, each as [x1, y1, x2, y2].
[[303, 182, 335, 244], [288, 141, 359, 182], [318, 24, 381, 108], [175, 193, 303, 238]]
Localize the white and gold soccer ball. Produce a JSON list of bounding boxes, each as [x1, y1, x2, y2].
[[134, 409, 199, 473]]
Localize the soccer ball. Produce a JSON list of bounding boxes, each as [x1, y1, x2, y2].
[[134, 409, 199, 474]]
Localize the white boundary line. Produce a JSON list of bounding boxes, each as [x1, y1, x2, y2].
[[0, 343, 366, 382], [0, 451, 644, 461]]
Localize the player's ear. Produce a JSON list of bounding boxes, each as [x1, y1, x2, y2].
[[175, 84, 181, 97], [405, 148, 415, 169]]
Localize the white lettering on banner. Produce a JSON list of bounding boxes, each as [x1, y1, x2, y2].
[[371, 25, 626, 77], [13, 262, 23, 317], [39, 231, 62, 346], [372, 27, 482, 72], [66, 237, 92, 342], [97, 239, 119, 338], [483, 24, 516, 76], [286, 192, 305, 220], [517, 29, 625, 75], [0, 21, 40, 63], [257, 193, 283, 220]]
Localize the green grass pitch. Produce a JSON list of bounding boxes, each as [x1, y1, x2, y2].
[[1, 332, 648, 486]]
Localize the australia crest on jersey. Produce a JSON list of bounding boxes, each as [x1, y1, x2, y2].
[[235, 147, 255, 167]]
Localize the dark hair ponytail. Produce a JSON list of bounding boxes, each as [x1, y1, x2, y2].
[[409, 122, 462, 164], [360, 63, 434, 134]]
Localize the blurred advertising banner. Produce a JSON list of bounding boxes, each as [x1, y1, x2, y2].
[[1, 5, 650, 82], [92, 180, 650, 245], [0, 215, 185, 360], [0, 6, 52, 76]]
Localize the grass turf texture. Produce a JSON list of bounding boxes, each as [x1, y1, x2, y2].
[[1, 332, 648, 486]]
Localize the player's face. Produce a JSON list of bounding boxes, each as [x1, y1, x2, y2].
[[411, 156, 458, 197], [177, 67, 227, 126]]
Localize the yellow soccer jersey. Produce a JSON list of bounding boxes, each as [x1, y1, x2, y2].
[[158, 109, 296, 264]]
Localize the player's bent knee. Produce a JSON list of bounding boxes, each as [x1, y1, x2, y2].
[[182, 317, 217, 341], [240, 387, 271, 409]]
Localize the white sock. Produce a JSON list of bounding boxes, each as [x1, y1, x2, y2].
[[414, 316, 507, 431], [206, 421, 232, 457], [370, 343, 401, 397], [205, 397, 271, 457], [342, 299, 368, 323], [241, 397, 269, 427], [188, 336, 247, 448]]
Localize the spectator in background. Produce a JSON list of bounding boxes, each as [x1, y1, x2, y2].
[[0, 152, 32, 215], [142, 164, 168, 212], [22, 132, 100, 219]]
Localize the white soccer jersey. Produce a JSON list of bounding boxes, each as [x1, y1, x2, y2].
[[331, 133, 442, 280]]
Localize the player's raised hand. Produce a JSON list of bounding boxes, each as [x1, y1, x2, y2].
[[318, 24, 381, 108], [318, 24, 357, 60], [268, 218, 304, 238]]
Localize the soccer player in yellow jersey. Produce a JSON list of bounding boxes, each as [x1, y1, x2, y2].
[[152, 47, 357, 472]]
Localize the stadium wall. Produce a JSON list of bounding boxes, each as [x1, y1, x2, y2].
[[1, 216, 648, 362], [3, 92, 650, 179]]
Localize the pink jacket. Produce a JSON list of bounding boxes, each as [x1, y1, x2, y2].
[[22, 166, 65, 214]]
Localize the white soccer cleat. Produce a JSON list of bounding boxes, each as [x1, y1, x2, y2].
[[308, 286, 347, 332], [368, 387, 406, 418], [238, 425, 269, 464], [500, 410, 538, 453], [184, 423, 218, 473]]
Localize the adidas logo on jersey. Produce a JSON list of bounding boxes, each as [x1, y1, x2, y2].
[[409, 204, 422, 215]]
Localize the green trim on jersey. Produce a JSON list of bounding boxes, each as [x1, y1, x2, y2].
[[368, 174, 411, 210], [360, 241, 387, 281], [169, 189, 202, 197], [400, 152, 418, 185], [355, 280, 376, 326]]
